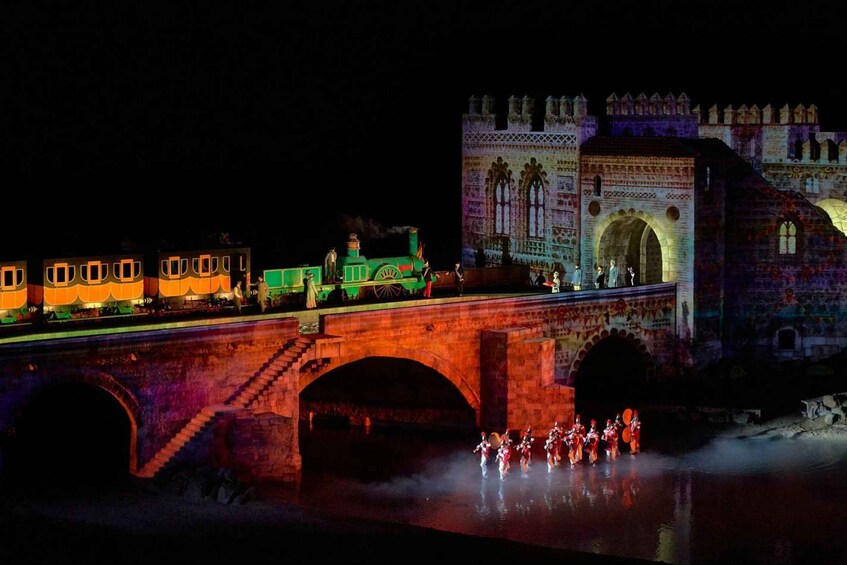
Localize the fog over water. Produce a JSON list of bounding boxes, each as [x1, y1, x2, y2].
[[258, 425, 847, 565]]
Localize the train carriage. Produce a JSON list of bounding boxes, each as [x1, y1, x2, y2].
[[149, 247, 250, 310], [42, 254, 145, 319], [0, 260, 29, 324]]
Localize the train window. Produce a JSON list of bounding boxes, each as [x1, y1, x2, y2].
[[238, 256, 246, 271], [114, 260, 138, 281], [211, 257, 219, 272], [1, 267, 19, 289], [194, 255, 211, 276], [181, 258, 188, 275], [223, 257, 230, 272], [162, 257, 182, 279], [82, 261, 106, 283], [47, 264, 74, 286]]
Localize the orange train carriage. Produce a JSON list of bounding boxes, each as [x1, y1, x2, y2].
[[0, 247, 251, 323]]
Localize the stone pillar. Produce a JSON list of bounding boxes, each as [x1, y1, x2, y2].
[[480, 328, 572, 433], [216, 412, 302, 483]]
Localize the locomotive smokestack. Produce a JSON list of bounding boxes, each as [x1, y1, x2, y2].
[[346, 233, 361, 258], [408, 227, 419, 256]]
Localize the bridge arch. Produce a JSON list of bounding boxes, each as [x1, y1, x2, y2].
[[301, 345, 480, 411], [8, 371, 141, 478], [593, 208, 671, 284], [571, 328, 654, 403]]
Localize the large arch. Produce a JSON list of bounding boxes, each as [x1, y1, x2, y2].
[[593, 208, 671, 284], [6, 373, 140, 484], [301, 345, 480, 411]]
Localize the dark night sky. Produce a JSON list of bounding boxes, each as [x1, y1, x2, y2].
[[2, 1, 845, 268]]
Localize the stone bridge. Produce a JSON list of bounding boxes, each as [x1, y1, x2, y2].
[[0, 283, 677, 483]]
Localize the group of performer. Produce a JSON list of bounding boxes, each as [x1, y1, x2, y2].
[[475, 410, 641, 479]]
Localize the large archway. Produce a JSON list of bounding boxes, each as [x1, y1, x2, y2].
[[597, 216, 662, 285], [573, 335, 649, 414], [299, 357, 477, 481], [5, 382, 131, 487], [301, 357, 476, 431]]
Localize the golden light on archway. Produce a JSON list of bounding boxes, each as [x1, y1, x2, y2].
[[815, 198, 847, 235]]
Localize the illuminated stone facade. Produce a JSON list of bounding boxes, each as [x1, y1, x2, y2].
[[462, 93, 847, 369]]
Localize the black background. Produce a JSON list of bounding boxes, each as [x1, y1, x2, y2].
[[2, 1, 845, 269]]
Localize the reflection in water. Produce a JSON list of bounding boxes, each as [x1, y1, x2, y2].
[[258, 425, 847, 565]]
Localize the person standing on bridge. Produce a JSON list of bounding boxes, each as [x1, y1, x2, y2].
[[608, 259, 619, 288], [627, 266, 637, 286], [422, 261, 437, 298], [232, 280, 244, 314], [595, 265, 605, 289], [324, 247, 337, 283], [304, 271, 318, 309], [453, 261, 465, 296], [252, 275, 269, 313], [572, 264, 583, 291]]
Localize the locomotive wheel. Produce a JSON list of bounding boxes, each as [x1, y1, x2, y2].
[[372, 265, 404, 300]]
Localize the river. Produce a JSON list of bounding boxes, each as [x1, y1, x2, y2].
[[256, 423, 847, 565]]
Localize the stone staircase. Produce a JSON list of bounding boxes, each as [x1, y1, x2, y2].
[[133, 336, 315, 479]]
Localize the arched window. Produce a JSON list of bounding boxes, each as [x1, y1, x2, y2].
[[528, 176, 545, 238], [779, 220, 797, 255], [495, 175, 511, 236], [593, 175, 602, 196]]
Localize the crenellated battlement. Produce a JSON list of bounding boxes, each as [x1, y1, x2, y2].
[[605, 92, 692, 117], [699, 102, 819, 125], [463, 93, 595, 133], [604, 92, 819, 126]]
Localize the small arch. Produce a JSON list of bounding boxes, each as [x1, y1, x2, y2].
[[773, 325, 802, 358], [593, 175, 602, 196], [571, 331, 654, 406]]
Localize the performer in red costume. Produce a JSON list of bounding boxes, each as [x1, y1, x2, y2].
[[496, 429, 513, 480], [565, 427, 583, 467], [518, 426, 534, 475], [544, 426, 560, 473], [602, 418, 620, 461], [473, 432, 491, 478], [571, 415, 586, 463], [629, 410, 641, 454], [585, 419, 601, 465]]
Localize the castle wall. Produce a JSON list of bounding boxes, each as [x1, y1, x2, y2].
[[723, 168, 847, 364]]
